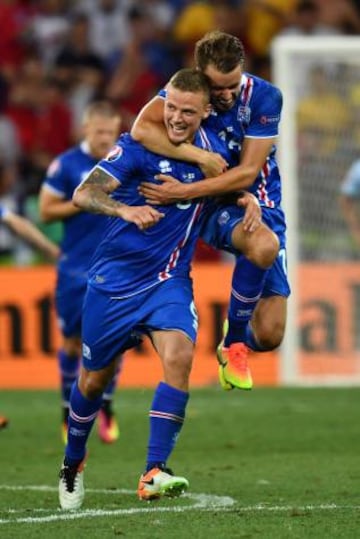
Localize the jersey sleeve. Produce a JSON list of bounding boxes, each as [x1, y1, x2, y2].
[[42, 157, 70, 198], [341, 160, 360, 197], [246, 84, 283, 138], [96, 137, 143, 186]]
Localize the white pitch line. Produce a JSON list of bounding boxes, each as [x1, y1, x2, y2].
[[1, 485, 359, 525], [0, 485, 235, 525]]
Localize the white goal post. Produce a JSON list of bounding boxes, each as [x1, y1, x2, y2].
[[271, 36, 360, 385]]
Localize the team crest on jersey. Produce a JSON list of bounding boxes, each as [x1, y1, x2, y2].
[[237, 105, 251, 123], [218, 210, 230, 225], [47, 158, 61, 177], [105, 145, 123, 162], [182, 172, 195, 183], [158, 160, 172, 173]]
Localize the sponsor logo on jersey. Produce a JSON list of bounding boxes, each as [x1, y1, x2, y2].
[[260, 114, 280, 124], [237, 105, 251, 123], [105, 145, 123, 162], [158, 160, 172, 173]]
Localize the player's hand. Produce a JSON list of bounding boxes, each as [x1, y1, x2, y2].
[[46, 244, 61, 262], [139, 175, 186, 205], [118, 205, 164, 230], [198, 152, 228, 178], [237, 192, 262, 232]]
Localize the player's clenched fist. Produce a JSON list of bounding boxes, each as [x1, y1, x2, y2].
[[118, 205, 164, 230]]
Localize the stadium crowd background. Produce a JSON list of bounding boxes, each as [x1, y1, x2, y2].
[[1, 0, 360, 265]]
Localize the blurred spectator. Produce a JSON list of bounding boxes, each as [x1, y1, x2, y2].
[[278, 0, 340, 36], [339, 158, 360, 249], [53, 13, 106, 138], [134, 0, 183, 82], [141, 0, 177, 32], [243, 0, 298, 56], [0, 114, 21, 165], [105, 5, 162, 131], [248, 54, 272, 81], [173, 1, 247, 68], [314, 0, 360, 34], [0, 0, 34, 83], [349, 78, 360, 150], [5, 55, 44, 157], [173, 0, 217, 47], [173, 1, 246, 52], [30, 76, 72, 171], [297, 65, 350, 158], [74, 0, 131, 62], [29, 0, 70, 68], [6, 57, 72, 195]]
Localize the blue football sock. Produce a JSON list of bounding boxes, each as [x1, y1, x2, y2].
[[224, 256, 267, 347], [58, 349, 79, 408], [146, 382, 189, 472], [65, 382, 102, 466]]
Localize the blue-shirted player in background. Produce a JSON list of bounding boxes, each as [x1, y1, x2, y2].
[[340, 158, 360, 249], [132, 30, 289, 391], [0, 203, 60, 429], [39, 101, 122, 444], [57, 68, 270, 510]]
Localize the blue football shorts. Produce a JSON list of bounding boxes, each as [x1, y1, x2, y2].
[[201, 203, 291, 298], [55, 271, 87, 338], [81, 276, 198, 370]]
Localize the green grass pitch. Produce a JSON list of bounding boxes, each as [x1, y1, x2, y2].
[[0, 387, 359, 538]]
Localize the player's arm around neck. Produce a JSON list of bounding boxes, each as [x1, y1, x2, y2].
[[131, 96, 226, 176], [173, 136, 276, 199]]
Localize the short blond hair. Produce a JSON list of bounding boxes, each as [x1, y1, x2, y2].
[[83, 101, 121, 123]]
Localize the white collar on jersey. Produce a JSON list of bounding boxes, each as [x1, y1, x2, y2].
[[80, 140, 91, 155]]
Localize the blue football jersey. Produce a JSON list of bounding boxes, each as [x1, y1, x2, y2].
[[203, 73, 283, 208], [160, 73, 283, 208], [88, 129, 229, 298], [42, 141, 108, 275]]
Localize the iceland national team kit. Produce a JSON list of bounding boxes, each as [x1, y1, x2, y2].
[[160, 73, 291, 299], [42, 141, 109, 337], [81, 129, 231, 369]]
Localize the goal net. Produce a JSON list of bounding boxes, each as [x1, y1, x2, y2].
[[271, 36, 360, 385]]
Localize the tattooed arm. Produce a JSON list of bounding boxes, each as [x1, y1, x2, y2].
[[73, 166, 164, 230], [73, 166, 123, 216]]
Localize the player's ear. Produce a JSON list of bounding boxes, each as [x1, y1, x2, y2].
[[202, 103, 212, 120]]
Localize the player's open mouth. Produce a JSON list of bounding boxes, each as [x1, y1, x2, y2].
[[170, 124, 186, 133], [218, 98, 235, 108]]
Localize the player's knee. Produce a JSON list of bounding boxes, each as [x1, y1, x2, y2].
[[249, 229, 279, 269], [163, 348, 193, 381], [256, 319, 285, 350], [79, 372, 106, 400], [63, 337, 81, 357]]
